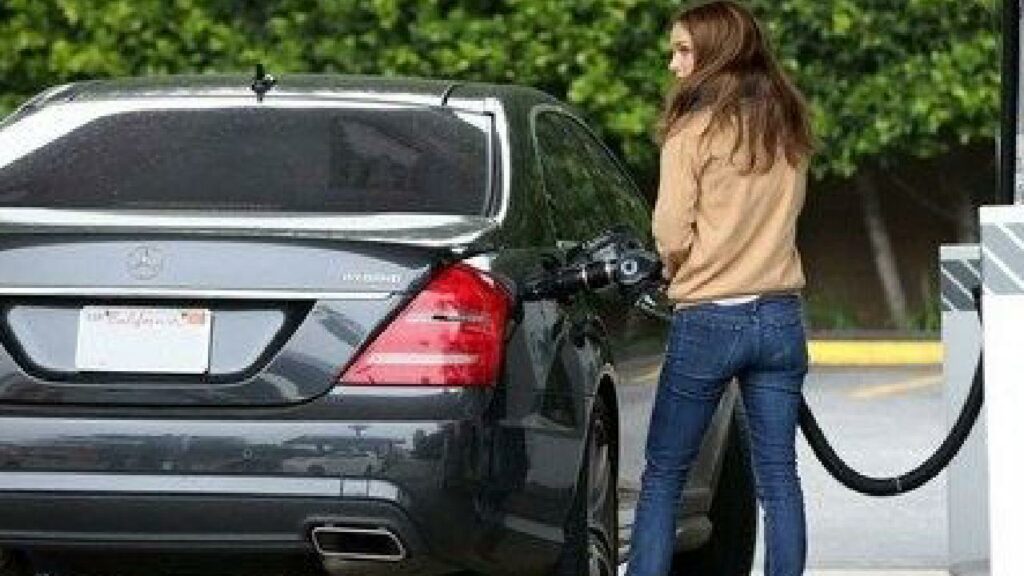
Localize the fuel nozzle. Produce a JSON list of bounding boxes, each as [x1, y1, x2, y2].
[[615, 248, 663, 290], [520, 248, 663, 301]]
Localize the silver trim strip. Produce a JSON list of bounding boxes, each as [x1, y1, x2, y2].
[[485, 97, 512, 224], [0, 286, 391, 300], [0, 472, 341, 497], [62, 92, 487, 109], [0, 472, 405, 502], [0, 208, 499, 247]]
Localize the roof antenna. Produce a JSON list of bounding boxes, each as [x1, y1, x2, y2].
[[440, 82, 462, 106], [251, 64, 276, 102]]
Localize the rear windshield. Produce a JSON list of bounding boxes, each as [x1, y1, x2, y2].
[[0, 103, 493, 215]]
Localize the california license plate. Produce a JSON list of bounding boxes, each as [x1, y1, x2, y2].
[[75, 307, 212, 374]]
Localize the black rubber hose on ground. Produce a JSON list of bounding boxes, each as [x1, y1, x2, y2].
[[798, 348, 984, 496], [798, 288, 985, 496]]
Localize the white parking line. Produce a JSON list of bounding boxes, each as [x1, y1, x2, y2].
[[847, 373, 943, 399]]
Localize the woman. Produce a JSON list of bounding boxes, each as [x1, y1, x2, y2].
[[625, 2, 814, 576]]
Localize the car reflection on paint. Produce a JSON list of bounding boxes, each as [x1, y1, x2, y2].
[[281, 437, 396, 477]]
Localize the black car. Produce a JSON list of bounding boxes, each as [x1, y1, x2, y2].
[[0, 75, 754, 576]]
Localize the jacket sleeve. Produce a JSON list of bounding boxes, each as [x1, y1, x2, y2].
[[652, 127, 701, 281]]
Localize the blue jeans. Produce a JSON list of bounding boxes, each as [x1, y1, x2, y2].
[[625, 294, 809, 576]]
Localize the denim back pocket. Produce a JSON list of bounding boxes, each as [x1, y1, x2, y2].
[[763, 319, 809, 375], [665, 312, 742, 379]]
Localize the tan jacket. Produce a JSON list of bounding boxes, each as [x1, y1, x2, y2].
[[652, 110, 807, 307]]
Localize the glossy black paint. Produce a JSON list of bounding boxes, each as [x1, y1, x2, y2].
[[0, 75, 736, 575]]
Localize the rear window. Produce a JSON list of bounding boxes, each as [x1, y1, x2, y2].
[[0, 104, 493, 215]]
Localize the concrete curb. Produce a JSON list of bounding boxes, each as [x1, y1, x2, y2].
[[808, 341, 942, 366]]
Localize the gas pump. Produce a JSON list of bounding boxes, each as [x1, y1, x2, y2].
[[951, 0, 1021, 574]]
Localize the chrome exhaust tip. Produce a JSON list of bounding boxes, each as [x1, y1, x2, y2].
[[311, 526, 407, 562]]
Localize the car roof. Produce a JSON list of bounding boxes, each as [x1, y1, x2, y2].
[[28, 73, 563, 110]]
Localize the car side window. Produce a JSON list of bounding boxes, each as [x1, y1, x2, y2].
[[561, 120, 652, 241], [534, 112, 617, 242]]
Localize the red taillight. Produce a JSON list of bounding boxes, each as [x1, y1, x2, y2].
[[339, 263, 511, 387]]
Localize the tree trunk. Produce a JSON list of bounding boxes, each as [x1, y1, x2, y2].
[[955, 183, 979, 244], [857, 169, 911, 328], [935, 157, 979, 244]]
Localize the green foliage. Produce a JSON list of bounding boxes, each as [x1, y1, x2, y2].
[[909, 278, 942, 332], [0, 0, 1002, 185], [804, 292, 862, 330], [758, 0, 1001, 178]]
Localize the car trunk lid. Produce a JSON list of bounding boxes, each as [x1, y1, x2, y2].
[[0, 233, 477, 406]]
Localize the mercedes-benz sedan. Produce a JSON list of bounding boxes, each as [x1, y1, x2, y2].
[[0, 75, 754, 576]]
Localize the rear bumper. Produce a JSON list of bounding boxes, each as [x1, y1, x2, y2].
[[0, 489, 450, 576], [0, 488, 419, 552], [0, 412, 566, 576]]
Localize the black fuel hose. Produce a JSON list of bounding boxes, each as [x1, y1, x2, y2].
[[799, 348, 983, 496], [799, 288, 984, 496], [524, 248, 987, 497]]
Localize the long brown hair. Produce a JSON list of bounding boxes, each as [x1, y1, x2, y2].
[[658, 0, 814, 172]]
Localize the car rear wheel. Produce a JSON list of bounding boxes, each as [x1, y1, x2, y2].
[[672, 407, 756, 575], [557, 395, 618, 576]]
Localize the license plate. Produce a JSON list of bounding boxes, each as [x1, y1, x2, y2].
[[75, 307, 212, 374]]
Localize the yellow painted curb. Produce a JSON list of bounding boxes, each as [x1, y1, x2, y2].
[[808, 340, 942, 366]]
